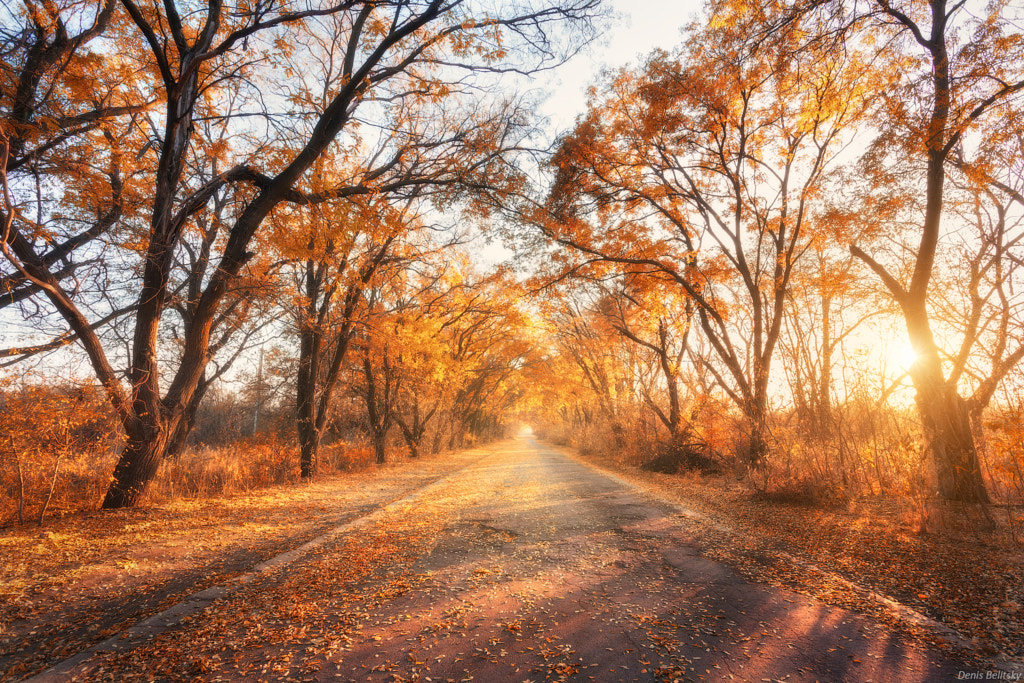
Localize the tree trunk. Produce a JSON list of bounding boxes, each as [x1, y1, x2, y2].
[[396, 419, 422, 458], [297, 259, 321, 479], [165, 373, 210, 460], [297, 369, 320, 478], [741, 392, 770, 469], [298, 417, 320, 479], [904, 296, 990, 503], [816, 294, 834, 435], [746, 417, 769, 467], [373, 432, 386, 465], [395, 398, 434, 459], [102, 419, 169, 508], [913, 377, 989, 503]]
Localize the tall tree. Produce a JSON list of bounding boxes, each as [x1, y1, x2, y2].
[[598, 279, 696, 444], [777, 0, 1024, 501], [283, 197, 403, 477], [535, 10, 868, 465], [1, 0, 600, 507]]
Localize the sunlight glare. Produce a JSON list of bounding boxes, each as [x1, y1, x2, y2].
[[893, 341, 918, 371]]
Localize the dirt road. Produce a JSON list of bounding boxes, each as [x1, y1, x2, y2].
[[31, 437, 966, 682]]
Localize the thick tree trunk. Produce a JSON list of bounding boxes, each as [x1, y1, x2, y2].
[[102, 419, 170, 508], [739, 351, 772, 468], [913, 376, 989, 503], [297, 369, 320, 478], [904, 297, 989, 503], [297, 259, 321, 479], [746, 417, 769, 467]]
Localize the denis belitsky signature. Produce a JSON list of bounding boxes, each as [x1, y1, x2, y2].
[[956, 672, 1023, 681]]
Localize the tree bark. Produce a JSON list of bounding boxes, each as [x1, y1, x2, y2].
[[916, 385, 988, 503], [361, 348, 394, 465], [372, 432, 387, 465], [297, 259, 322, 479], [906, 322, 989, 503], [816, 294, 833, 434], [102, 418, 170, 508], [165, 373, 210, 460]]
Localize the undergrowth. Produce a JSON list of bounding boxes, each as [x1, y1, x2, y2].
[[534, 398, 1024, 539]]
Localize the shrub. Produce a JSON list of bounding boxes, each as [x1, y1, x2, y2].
[[0, 381, 120, 525]]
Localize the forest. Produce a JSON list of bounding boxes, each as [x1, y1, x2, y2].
[[2, 0, 1024, 679], [1, 0, 1024, 546]]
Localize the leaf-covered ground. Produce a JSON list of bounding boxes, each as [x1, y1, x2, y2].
[[0, 448, 483, 681], [3, 438, 970, 682], [571, 449, 1024, 670]]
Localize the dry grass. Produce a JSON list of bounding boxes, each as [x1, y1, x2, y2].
[[536, 399, 1023, 530], [1, 412, 395, 527]]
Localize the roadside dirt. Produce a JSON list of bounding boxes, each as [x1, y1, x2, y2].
[[15, 437, 971, 682], [570, 446, 1024, 670], [0, 448, 485, 682]]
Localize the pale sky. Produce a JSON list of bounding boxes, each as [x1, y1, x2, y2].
[[473, 0, 702, 266], [535, 0, 702, 134]]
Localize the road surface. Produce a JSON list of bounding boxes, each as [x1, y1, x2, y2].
[[33, 437, 965, 682]]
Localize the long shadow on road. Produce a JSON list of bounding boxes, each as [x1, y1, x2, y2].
[[328, 438, 962, 682], [30, 437, 968, 682]]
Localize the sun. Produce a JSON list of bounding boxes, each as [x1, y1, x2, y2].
[[892, 341, 918, 371]]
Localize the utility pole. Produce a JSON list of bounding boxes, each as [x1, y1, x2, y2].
[[253, 345, 264, 435]]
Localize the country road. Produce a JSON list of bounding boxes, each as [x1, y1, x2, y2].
[[31, 437, 965, 682]]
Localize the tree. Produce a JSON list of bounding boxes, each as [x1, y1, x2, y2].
[[436, 270, 532, 448], [544, 292, 633, 445], [1, 0, 600, 507], [283, 197, 404, 477], [595, 278, 696, 443], [935, 143, 1024, 420], [386, 262, 466, 459], [778, 216, 877, 436], [781, 0, 1024, 502], [356, 314, 400, 465], [534, 10, 868, 465], [1, 0, 150, 364]]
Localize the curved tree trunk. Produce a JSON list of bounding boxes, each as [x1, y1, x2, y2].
[[102, 419, 170, 508], [165, 373, 211, 460]]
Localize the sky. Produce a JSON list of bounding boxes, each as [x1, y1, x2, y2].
[[534, 0, 702, 134], [471, 0, 702, 266]]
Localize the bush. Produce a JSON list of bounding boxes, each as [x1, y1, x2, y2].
[[153, 436, 299, 502], [753, 477, 848, 509], [0, 381, 120, 525], [319, 442, 377, 472], [641, 441, 720, 475]]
